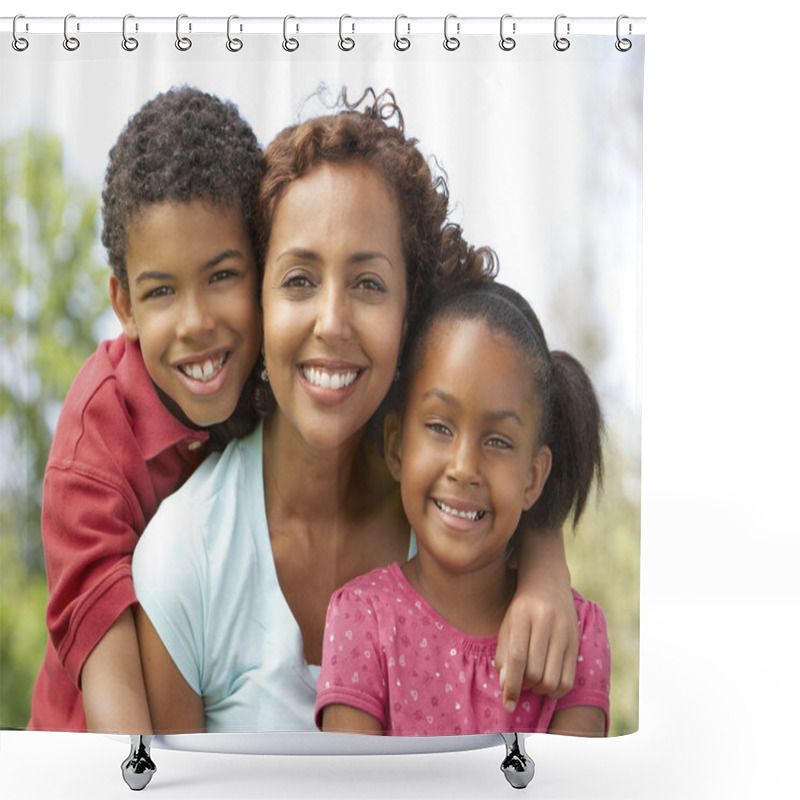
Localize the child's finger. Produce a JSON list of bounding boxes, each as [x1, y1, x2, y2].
[[496, 604, 535, 712]]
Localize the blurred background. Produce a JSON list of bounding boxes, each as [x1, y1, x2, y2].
[[1, 27, 641, 736]]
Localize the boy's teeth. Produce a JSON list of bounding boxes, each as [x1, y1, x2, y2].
[[303, 367, 358, 390], [180, 355, 225, 382], [435, 500, 486, 521]]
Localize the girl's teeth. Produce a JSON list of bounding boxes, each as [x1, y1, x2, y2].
[[435, 500, 486, 521], [181, 355, 225, 382], [303, 367, 358, 390]]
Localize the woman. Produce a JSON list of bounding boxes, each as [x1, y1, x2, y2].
[[132, 89, 577, 733]]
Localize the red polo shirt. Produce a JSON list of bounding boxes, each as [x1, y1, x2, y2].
[[28, 334, 209, 731]]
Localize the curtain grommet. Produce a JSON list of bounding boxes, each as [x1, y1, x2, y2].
[[226, 15, 243, 52], [499, 14, 516, 51], [553, 14, 570, 52], [282, 15, 299, 52], [443, 14, 460, 51], [175, 14, 192, 51], [121, 14, 138, 51], [615, 15, 632, 52], [63, 13, 80, 52], [12, 14, 29, 51], [394, 15, 411, 51], [338, 15, 355, 51]]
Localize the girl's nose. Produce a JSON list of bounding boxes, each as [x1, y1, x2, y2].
[[314, 284, 351, 343], [446, 438, 481, 486]]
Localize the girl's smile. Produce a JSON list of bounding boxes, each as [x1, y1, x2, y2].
[[262, 161, 407, 451]]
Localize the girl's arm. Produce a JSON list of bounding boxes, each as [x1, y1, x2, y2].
[[321, 704, 384, 735], [495, 524, 578, 711], [81, 607, 152, 732], [547, 705, 607, 737], [134, 605, 205, 734]]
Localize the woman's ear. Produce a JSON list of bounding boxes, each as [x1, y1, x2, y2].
[[522, 445, 552, 511], [109, 274, 139, 342], [383, 411, 404, 482]]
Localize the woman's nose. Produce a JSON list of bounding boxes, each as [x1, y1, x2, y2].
[[314, 284, 351, 343]]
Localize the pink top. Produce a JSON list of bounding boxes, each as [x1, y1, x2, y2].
[[315, 563, 610, 736]]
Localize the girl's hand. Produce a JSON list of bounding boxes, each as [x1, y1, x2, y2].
[[495, 525, 578, 711]]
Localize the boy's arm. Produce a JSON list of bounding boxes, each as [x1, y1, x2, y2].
[[547, 706, 607, 737], [134, 606, 205, 734], [495, 523, 578, 711], [321, 704, 384, 735], [81, 607, 152, 733]]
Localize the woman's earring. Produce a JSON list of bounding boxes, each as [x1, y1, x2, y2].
[[394, 363, 401, 382], [260, 354, 269, 384]]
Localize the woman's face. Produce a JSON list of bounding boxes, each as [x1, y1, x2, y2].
[[262, 161, 407, 452]]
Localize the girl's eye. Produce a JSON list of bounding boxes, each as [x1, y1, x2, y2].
[[210, 269, 236, 283], [426, 422, 452, 437]]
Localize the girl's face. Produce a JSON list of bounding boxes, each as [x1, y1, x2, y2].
[[386, 317, 551, 576], [262, 161, 407, 452], [110, 200, 261, 428]]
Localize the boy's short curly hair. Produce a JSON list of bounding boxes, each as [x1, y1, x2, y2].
[[101, 86, 262, 291]]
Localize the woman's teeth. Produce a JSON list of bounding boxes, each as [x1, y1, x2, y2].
[[303, 366, 358, 390], [179, 354, 226, 382], [434, 500, 486, 521]]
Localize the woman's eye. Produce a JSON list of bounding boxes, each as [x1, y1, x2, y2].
[[282, 274, 313, 289], [356, 276, 386, 293]]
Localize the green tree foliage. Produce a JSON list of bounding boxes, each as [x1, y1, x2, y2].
[[1, 130, 109, 728]]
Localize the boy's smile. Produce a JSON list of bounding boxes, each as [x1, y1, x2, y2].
[[110, 200, 260, 429]]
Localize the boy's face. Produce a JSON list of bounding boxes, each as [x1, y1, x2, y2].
[[110, 200, 261, 429]]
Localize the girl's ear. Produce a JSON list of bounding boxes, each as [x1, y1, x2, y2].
[[109, 275, 139, 342], [522, 445, 552, 511], [383, 411, 404, 482]]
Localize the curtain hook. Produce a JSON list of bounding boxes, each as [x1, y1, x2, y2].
[[12, 14, 29, 52], [615, 14, 632, 52], [394, 14, 410, 51], [122, 14, 139, 51], [175, 14, 192, 51], [226, 15, 243, 52], [499, 14, 516, 51], [553, 14, 570, 52], [443, 14, 460, 51], [63, 13, 80, 51], [282, 15, 299, 52], [338, 14, 355, 51]]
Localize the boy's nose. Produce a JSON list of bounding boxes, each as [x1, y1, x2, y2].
[[178, 293, 215, 338]]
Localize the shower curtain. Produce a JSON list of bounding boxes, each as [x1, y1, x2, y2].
[[0, 11, 644, 794]]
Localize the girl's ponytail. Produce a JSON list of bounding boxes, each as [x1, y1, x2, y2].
[[526, 351, 604, 530]]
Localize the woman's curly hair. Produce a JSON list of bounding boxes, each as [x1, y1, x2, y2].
[[256, 87, 496, 323], [101, 85, 262, 292]]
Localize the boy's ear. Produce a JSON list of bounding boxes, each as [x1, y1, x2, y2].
[[522, 445, 552, 511], [383, 411, 404, 482], [109, 274, 139, 342]]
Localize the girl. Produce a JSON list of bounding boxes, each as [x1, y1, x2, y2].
[[316, 282, 610, 736], [133, 90, 581, 734]]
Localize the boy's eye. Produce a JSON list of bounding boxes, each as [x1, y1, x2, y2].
[[426, 422, 452, 437], [486, 436, 513, 449], [210, 269, 236, 283], [143, 286, 173, 300]]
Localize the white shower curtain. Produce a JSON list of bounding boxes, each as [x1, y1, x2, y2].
[[1, 8, 643, 795]]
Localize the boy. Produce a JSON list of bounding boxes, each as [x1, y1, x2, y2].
[[28, 87, 262, 739]]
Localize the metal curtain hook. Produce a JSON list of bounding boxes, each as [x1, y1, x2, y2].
[[553, 14, 570, 51], [63, 13, 80, 51], [282, 15, 299, 51], [176, 14, 192, 51], [227, 15, 243, 51], [615, 14, 632, 51], [499, 14, 516, 51], [443, 14, 460, 51], [12, 14, 29, 51], [338, 14, 355, 51], [394, 14, 410, 51], [122, 14, 139, 51]]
